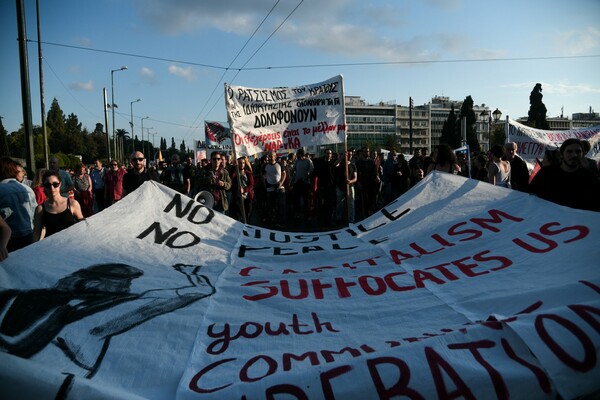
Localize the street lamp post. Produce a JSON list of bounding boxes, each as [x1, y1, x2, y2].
[[110, 66, 127, 161], [147, 130, 157, 164], [141, 116, 149, 157], [130, 98, 141, 153], [480, 108, 503, 151]]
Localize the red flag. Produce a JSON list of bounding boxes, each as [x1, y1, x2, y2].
[[529, 159, 542, 183], [204, 121, 230, 144]]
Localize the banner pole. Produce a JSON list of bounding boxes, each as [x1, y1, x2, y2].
[[225, 83, 247, 224], [231, 144, 247, 224]]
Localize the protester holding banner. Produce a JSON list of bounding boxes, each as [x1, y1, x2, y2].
[[0, 216, 10, 261], [541, 149, 561, 168], [504, 142, 530, 191], [49, 156, 74, 198], [292, 148, 314, 221], [334, 149, 357, 223], [104, 160, 126, 207], [263, 151, 287, 227], [123, 151, 159, 197], [581, 140, 600, 178], [193, 151, 232, 214], [72, 163, 94, 218], [160, 154, 190, 196], [0, 157, 37, 252], [312, 149, 336, 225], [426, 144, 461, 175], [529, 138, 600, 211], [488, 145, 511, 188], [32, 168, 48, 206], [33, 170, 84, 240], [90, 159, 106, 212], [472, 154, 489, 182], [229, 156, 254, 223]]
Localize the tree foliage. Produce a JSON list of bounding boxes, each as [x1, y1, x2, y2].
[[440, 105, 461, 148], [47, 98, 66, 152], [527, 83, 550, 129], [0, 117, 9, 157], [383, 134, 397, 152], [1, 97, 147, 167]]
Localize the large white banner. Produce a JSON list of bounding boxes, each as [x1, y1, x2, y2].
[[507, 119, 600, 162], [1, 173, 599, 399], [225, 75, 346, 157]]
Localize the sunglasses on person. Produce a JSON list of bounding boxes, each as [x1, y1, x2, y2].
[[132, 157, 144, 162], [212, 157, 221, 161], [111, 163, 118, 167], [43, 182, 61, 189]]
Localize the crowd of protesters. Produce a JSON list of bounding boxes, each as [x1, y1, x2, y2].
[[1, 138, 598, 259]]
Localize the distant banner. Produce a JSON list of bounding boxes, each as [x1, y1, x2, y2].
[[507, 119, 600, 161], [204, 121, 232, 148], [225, 75, 346, 156]]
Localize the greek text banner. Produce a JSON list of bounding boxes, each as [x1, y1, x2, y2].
[[224, 75, 346, 156], [507, 119, 600, 162]]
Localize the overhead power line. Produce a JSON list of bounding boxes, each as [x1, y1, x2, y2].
[[29, 39, 600, 71]]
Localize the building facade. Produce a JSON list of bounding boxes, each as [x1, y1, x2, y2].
[[321, 97, 597, 157]]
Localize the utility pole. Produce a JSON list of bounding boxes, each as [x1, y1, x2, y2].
[[16, 0, 36, 174], [36, 0, 49, 169], [409, 97, 413, 154]]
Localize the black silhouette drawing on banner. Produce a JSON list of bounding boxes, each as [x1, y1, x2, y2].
[[0, 263, 215, 387]]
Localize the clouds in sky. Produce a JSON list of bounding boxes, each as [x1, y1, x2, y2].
[[552, 27, 600, 56], [69, 80, 93, 91], [503, 81, 600, 97], [168, 65, 197, 81], [135, 0, 599, 67], [140, 67, 158, 85], [135, 0, 454, 62]]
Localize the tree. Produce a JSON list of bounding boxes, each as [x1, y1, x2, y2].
[[459, 95, 480, 153], [6, 127, 25, 158], [90, 123, 108, 161], [383, 134, 397, 153], [179, 140, 187, 154], [65, 113, 85, 155], [0, 117, 9, 157], [440, 105, 461, 148], [47, 98, 67, 153], [116, 129, 129, 160], [490, 125, 506, 147], [527, 83, 550, 130], [170, 137, 176, 151]]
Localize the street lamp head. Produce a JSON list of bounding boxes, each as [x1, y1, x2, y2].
[[492, 108, 502, 122], [479, 110, 489, 120], [120, 66, 128, 71]]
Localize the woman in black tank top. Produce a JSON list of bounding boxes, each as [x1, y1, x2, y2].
[[33, 170, 84, 241]]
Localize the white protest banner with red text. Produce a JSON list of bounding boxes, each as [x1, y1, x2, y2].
[[507, 119, 600, 162], [224, 75, 346, 157], [0, 173, 598, 399]]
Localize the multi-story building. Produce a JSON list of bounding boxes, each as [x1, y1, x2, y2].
[[345, 96, 396, 151], [516, 107, 600, 130], [333, 96, 595, 157], [395, 102, 429, 154]]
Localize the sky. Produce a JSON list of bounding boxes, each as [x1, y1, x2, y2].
[[1, 0, 599, 150]]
